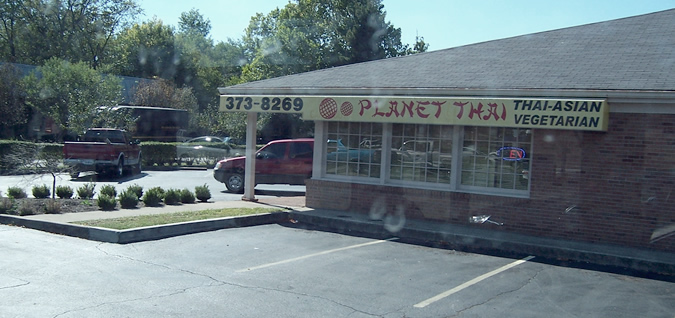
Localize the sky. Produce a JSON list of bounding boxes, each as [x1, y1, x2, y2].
[[137, 0, 675, 51]]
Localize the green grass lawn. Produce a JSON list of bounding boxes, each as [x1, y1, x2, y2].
[[73, 207, 282, 230]]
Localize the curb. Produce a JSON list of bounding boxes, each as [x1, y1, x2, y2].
[[0, 212, 289, 244], [287, 211, 675, 279]]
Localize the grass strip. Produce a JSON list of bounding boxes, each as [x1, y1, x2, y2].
[[73, 207, 282, 230]]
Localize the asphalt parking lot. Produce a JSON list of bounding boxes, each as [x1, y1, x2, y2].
[[2, 223, 673, 317]]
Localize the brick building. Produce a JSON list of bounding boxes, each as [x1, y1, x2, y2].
[[219, 10, 675, 252]]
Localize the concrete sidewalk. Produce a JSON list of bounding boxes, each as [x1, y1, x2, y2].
[[1, 196, 673, 279]]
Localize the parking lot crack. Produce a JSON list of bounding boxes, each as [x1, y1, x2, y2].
[[0, 277, 30, 290], [452, 268, 543, 316]]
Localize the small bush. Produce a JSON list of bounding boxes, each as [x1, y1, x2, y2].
[[7, 187, 27, 199], [195, 184, 211, 202], [163, 188, 181, 205], [126, 184, 143, 199], [56, 185, 74, 199], [118, 189, 139, 209], [17, 201, 34, 216], [77, 183, 96, 199], [44, 199, 61, 214], [180, 188, 195, 204], [0, 197, 14, 214], [142, 187, 164, 207], [100, 184, 117, 198], [97, 194, 117, 211], [32, 184, 50, 199]]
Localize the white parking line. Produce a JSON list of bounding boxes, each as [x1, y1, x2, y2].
[[414, 255, 535, 308], [236, 238, 398, 272]]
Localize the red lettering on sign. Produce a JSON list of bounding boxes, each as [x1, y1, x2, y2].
[[468, 102, 484, 119], [484, 102, 507, 121], [416, 101, 430, 118], [359, 99, 372, 116], [453, 101, 508, 122], [509, 149, 523, 159], [387, 101, 401, 117], [454, 101, 469, 119], [431, 101, 445, 118], [401, 101, 415, 117]]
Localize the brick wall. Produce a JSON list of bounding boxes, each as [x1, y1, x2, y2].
[[306, 113, 675, 252]]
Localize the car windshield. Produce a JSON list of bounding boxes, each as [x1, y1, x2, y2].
[[1, 1, 674, 317]]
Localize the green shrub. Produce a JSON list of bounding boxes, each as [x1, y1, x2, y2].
[[7, 187, 27, 199], [56, 185, 74, 199], [17, 201, 34, 216], [163, 188, 181, 205], [100, 184, 117, 198], [118, 189, 139, 209], [140, 142, 178, 166], [0, 197, 14, 214], [142, 187, 164, 207], [180, 188, 195, 204], [77, 183, 96, 199], [126, 184, 143, 199], [97, 194, 117, 210], [44, 199, 61, 214], [32, 184, 50, 199], [195, 184, 211, 202]]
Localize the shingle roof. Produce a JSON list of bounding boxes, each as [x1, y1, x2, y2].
[[222, 9, 675, 93]]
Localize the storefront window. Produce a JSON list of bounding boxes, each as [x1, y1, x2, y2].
[[390, 124, 453, 184], [325, 121, 382, 177], [323, 122, 530, 195], [461, 127, 531, 191]]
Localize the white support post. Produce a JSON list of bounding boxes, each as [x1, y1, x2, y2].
[[243, 112, 257, 201]]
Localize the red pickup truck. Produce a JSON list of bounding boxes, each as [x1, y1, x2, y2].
[[213, 138, 314, 193], [63, 128, 142, 178]]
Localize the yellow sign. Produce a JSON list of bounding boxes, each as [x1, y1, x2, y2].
[[219, 95, 609, 131]]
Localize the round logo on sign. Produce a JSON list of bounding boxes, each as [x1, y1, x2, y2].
[[341, 101, 353, 117], [319, 98, 338, 119]]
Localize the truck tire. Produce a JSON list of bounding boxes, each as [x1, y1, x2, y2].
[[113, 158, 124, 178], [132, 155, 142, 175], [225, 172, 245, 193]]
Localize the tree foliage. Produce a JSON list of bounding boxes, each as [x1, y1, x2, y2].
[[111, 18, 179, 80], [239, 0, 426, 81], [0, 0, 140, 68], [179, 8, 212, 37], [0, 63, 28, 137], [23, 58, 123, 137]]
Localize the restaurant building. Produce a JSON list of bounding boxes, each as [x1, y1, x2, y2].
[[219, 10, 675, 253]]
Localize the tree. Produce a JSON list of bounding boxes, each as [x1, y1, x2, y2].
[[175, 9, 248, 110], [131, 79, 197, 112], [178, 8, 211, 37], [0, 0, 27, 63], [0, 63, 28, 138], [23, 58, 123, 138], [0, 0, 141, 68], [238, 0, 426, 81], [110, 18, 178, 80], [131, 79, 205, 135]]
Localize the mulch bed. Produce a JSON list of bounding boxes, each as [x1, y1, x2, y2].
[[2, 198, 148, 215]]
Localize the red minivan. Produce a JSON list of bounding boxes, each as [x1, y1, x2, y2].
[[213, 138, 314, 193]]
